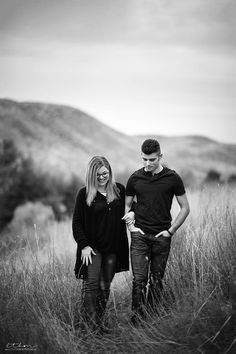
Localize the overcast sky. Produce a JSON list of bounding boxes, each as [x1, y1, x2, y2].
[[0, 0, 235, 143]]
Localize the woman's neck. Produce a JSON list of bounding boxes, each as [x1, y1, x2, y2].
[[97, 186, 106, 193]]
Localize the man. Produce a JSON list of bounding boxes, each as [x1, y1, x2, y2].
[[123, 139, 190, 322]]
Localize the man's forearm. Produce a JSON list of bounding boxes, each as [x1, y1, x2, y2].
[[123, 196, 135, 226], [169, 207, 190, 234], [125, 196, 134, 213]]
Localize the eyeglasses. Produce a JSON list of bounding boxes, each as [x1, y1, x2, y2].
[[97, 172, 109, 178]]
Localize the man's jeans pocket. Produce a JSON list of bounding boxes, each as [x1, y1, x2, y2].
[[156, 235, 171, 245], [131, 231, 143, 236]]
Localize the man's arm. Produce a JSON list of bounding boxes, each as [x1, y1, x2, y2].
[[169, 193, 190, 235], [122, 195, 144, 234], [155, 193, 190, 238], [125, 195, 134, 213], [122, 195, 135, 223]]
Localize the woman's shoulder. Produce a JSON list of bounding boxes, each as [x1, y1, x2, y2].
[[115, 182, 125, 190], [115, 182, 125, 196], [77, 186, 86, 199]]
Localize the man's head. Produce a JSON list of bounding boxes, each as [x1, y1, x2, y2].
[[141, 139, 162, 173], [141, 139, 161, 155]]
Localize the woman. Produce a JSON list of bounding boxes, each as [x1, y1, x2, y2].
[[72, 156, 129, 330]]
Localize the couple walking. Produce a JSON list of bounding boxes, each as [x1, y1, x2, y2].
[[72, 138, 190, 331]]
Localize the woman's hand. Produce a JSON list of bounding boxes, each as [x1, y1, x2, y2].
[[81, 246, 96, 265], [122, 212, 144, 234], [122, 211, 135, 225]]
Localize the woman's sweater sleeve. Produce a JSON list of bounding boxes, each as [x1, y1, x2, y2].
[[119, 183, 126, 214], [72, 189, 90, 250]]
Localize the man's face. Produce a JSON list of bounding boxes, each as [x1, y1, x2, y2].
[[141, 152, 162, 172]]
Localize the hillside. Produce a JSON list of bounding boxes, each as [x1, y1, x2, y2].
[[134, 135, 236, 182], [1, 98, 236, 185], [0, 99, 139, 181]]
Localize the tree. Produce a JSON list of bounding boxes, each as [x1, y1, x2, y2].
[[0, 139, 22, 230], [0, 140, 50, 230], [0, 139, 83, 231], [228, 174, 236, 184], [205, 169, 221, 184]]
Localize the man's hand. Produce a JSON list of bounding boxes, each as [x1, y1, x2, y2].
[[81, 246, 96, 265], [155, 230, 172, 238], [122, 211, 135, 225]]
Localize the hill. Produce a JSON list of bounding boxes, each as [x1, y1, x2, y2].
[[0, 99, 139, 181], [134, 135, 236, 182], [1, 99, 236, 185]]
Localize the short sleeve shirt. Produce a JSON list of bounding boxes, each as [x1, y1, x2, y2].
[[126, 167, 185, 233]]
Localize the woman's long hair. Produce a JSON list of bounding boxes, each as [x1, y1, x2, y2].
[[86, 156, 120, 206]]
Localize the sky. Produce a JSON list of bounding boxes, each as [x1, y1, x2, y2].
[[0, 0, 235, 143]]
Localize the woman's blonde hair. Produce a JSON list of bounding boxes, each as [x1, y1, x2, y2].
[[86, 156, 120, 206]]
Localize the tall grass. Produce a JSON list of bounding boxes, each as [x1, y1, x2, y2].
[[0, 185, 236, 353]]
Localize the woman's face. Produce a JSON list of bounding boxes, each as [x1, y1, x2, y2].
[[96, 166, 110, 187]]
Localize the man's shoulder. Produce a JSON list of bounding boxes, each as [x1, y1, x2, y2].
[[162, 167, 185, 192], [129, 168, 144, 179], [162, 167, 182, 178]]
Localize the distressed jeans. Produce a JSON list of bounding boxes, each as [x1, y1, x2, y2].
[[82, 250, 116, 328], [130, 231, 171, 315]]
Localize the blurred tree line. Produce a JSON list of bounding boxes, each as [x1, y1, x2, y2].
[[0, 139, 83, 232], [1, 139, 235, 233], [204, 169, 236, 185]]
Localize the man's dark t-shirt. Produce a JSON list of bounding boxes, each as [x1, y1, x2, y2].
[[126, 167, 185, 234]]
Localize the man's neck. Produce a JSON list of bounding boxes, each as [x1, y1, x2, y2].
[[152, 165, 163, 175]]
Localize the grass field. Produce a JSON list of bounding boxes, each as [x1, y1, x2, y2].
[[0, 184, 236, 353]]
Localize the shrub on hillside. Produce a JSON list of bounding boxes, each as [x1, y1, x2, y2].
[[205, 169, 221, 184], [228, 174, 236, 184], [11, 201, 55, 229], [57, 174, 82, 216], [2, 202, 55, 252], [0, 139, 83, 231], [0, 139, 51, 230]]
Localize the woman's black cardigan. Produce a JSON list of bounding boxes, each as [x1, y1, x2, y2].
[[72, 183, 129, 279]]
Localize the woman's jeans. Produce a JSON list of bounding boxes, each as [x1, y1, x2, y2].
[[82, 250, 116, 327], [131, 231, 171, 315]]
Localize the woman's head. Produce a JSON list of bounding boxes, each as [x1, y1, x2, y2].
[[86, 156, 119, 206]]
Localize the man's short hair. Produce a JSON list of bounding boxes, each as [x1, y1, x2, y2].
[[141, 139, 161, 155]]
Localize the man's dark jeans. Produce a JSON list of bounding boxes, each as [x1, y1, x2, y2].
[[131, 231, 171, 315], [82, 250, 116, 328]]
